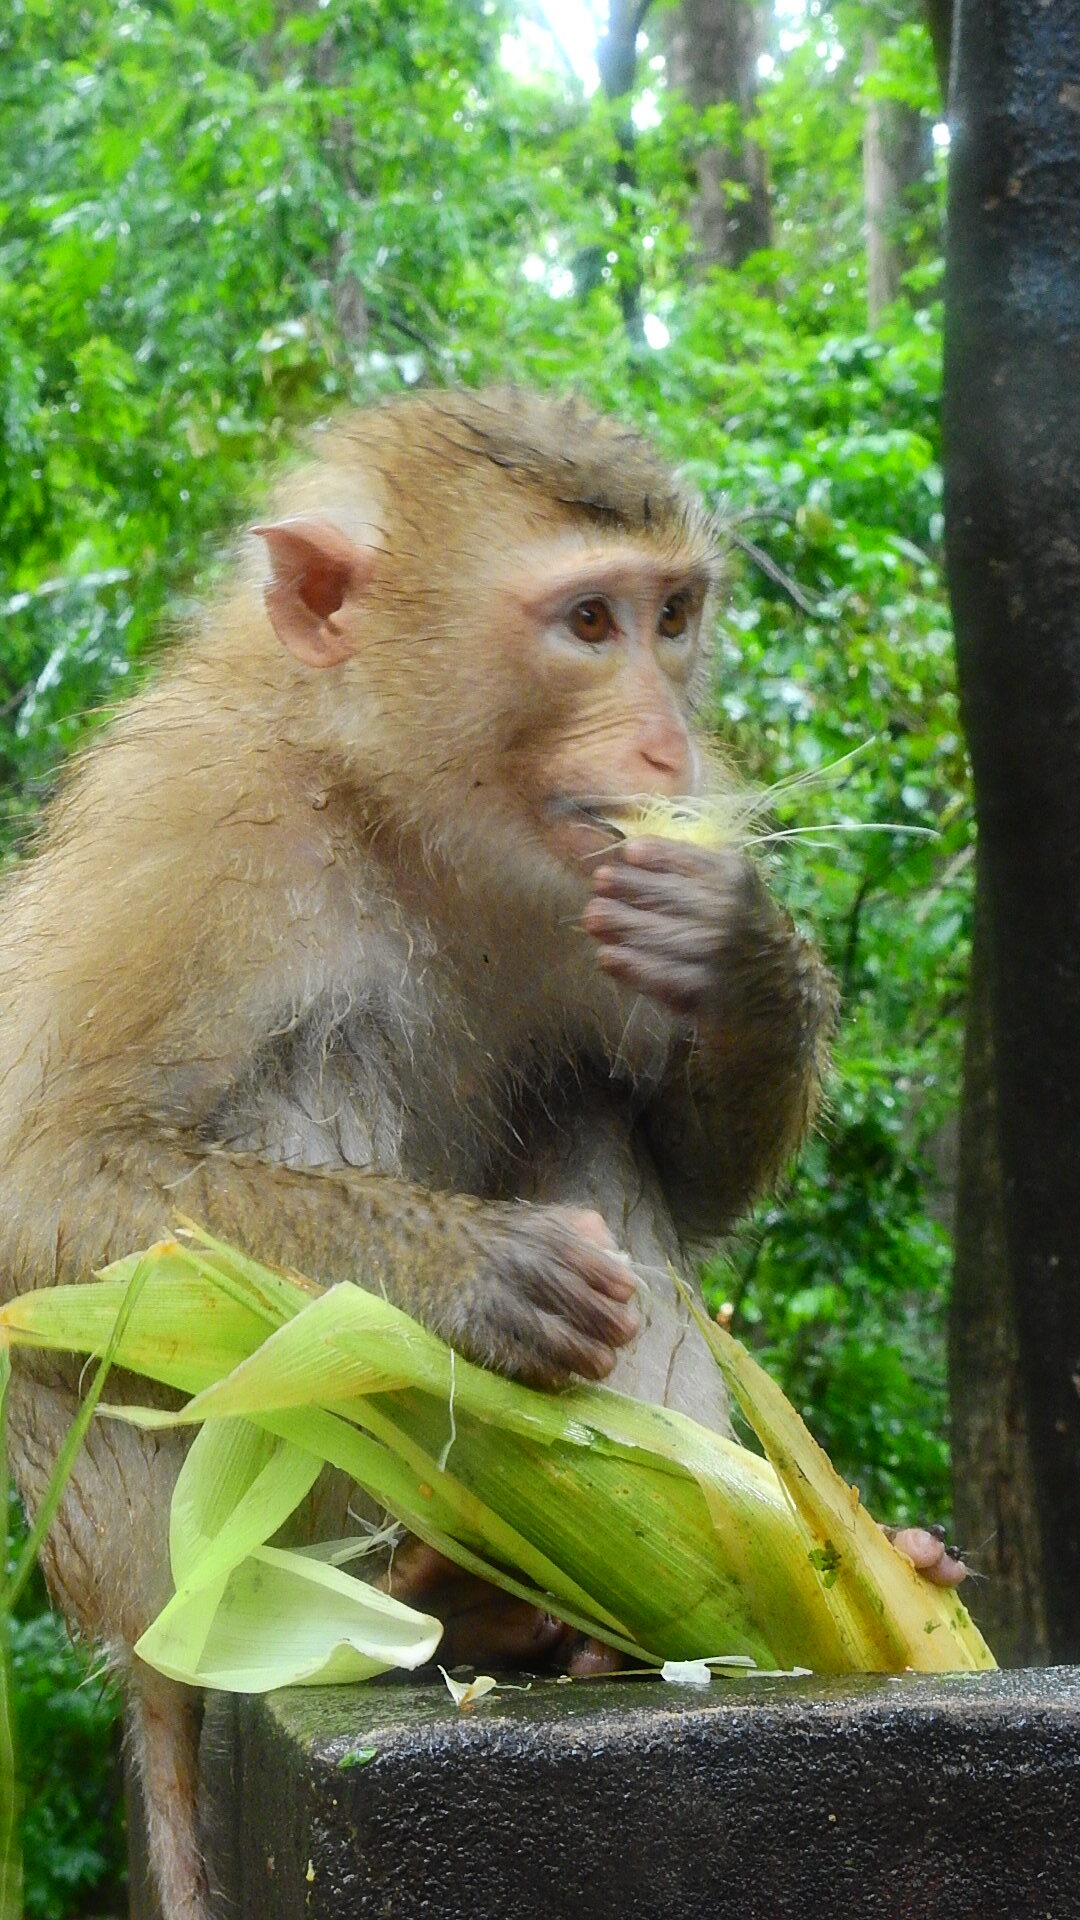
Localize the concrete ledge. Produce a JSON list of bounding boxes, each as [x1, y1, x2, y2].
[[200, 1667, 1080, 1918]]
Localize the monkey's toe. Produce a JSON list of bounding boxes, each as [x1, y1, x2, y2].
[[559, 1633, 625, 1676], [885, 1524, 968, 1587]]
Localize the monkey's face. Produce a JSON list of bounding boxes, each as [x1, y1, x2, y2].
[[492, 539, 712, 875], [253, 502, 719, 898]]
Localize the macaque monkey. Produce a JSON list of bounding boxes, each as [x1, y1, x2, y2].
[[0, 389, 954, 1920]]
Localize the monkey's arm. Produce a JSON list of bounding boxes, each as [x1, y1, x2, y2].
[[3, 1127, 637, 1390], [583, 838, 837, 1241]]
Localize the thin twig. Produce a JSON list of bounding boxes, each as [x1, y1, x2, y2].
[[841, 867, 876, 1000], [731, 533, 822, 616], [0, 683, 32, 721]]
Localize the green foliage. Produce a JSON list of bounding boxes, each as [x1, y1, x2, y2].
[[10, 1613, 123, 1920], [681, 279, 963, 1522], [5, 1490, 124, 1919], [1, 1, 960, 1895]]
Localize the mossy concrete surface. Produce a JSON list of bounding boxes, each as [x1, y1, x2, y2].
[[199, 1667, 1080, 1919]]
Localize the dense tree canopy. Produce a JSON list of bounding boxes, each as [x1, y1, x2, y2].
[[1, 4, 967, 1909]]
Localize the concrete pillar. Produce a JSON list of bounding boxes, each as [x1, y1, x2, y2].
[[197, 1667, 1080, 1918]]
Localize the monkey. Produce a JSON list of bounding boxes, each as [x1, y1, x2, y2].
[[0, 388, 957, 1920]]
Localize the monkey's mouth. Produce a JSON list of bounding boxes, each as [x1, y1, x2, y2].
[[549, 792, 715, 862], [547, 794, 630, 854]]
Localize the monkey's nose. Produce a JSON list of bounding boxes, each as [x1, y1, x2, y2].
[[638, 723, 694, 788]]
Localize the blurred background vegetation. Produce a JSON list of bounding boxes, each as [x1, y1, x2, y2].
[[1, 1, 962, 1909]]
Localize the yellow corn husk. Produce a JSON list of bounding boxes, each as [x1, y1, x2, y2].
[[594, 792, 746, 849], [0, 1229, 995, 1691]]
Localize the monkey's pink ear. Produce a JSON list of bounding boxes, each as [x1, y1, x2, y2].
[[252, 519, 376, 669]]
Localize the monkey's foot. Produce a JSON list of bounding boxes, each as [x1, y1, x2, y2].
[[383, 1528, 968, 1678], [380, 1537, 623, 1673], [884, 1523, 967, 1588]]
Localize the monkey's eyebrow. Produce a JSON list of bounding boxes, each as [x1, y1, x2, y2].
[[511, 551, 715, 610]]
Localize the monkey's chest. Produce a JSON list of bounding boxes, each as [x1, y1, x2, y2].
[[206, 999, 563, 1198]]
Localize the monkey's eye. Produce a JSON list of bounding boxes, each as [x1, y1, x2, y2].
[[568, 598, 615, 645], [658, 595, 690, 640]]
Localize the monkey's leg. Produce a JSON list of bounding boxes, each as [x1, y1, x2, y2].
[[515, 1098, 970, 1590], [129, 1663, 209, 1920], [7, 1358, 181, 1641], [8, 1359, 213, 1920], [515, 1086, 730, 1430], [381, 1535, 587, 1666], [521, 1088, 728, 1666], [385, 1088, 727, 1673]]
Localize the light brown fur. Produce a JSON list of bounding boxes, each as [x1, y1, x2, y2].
[[0, 388, 833, 1918]]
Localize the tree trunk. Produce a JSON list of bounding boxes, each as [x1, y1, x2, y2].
[[949, 859, 1048, 1665], [945, 0, 1080, 1660], [923, 0, 954, 103], [596, 0, 651, 345], [863, 35, 929, 322], [665, 0, 772, 269]]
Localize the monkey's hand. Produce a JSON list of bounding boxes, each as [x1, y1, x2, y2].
[[583, 837, 809, 1032], [582, 838, 833, 1240], [442, 1204, 640, 1390]]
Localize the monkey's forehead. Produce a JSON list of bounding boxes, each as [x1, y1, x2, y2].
[[494, 531, 721, 606], [313, 387, 721, 552]]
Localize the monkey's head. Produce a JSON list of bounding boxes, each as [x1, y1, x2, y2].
[[252, 388, 724, 897]]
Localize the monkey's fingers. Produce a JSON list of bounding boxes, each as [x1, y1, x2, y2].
[[600, 834, 716, 875], [557, 1205, 621, 1249], [448, 1204, 641, 1388], [585, 896, 715, 964], [591, 838, 758, 912], [584, 896, 717, 1016], [528, 1311, 619, 1384], [534, 1212, 638, 1300], [505, 1247, 638, 1381], [591, 862, 712, 916], [595, 945, 716, 1019], [603, 834, 774, 895], [885, 1525, 968, 1588], [522, 1225, 640, 1324], [448, 1294, 631, 1390], [580, 894, 714, 975]]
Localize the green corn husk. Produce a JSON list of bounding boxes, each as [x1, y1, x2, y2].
[[0, 1228, 995, 1690]]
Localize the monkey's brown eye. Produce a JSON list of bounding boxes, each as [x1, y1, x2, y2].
[[568, 598, 615, 645], [658, 596, 690, 639]]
